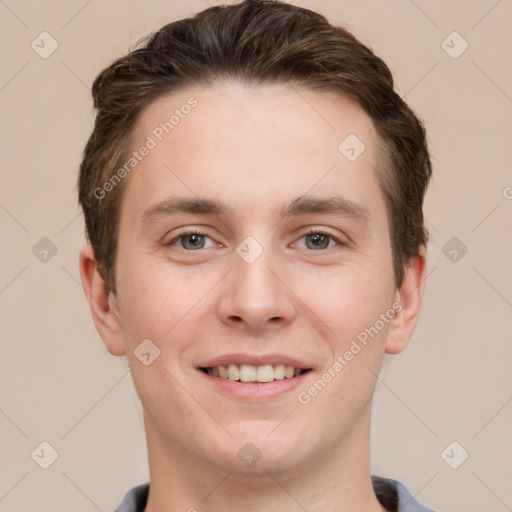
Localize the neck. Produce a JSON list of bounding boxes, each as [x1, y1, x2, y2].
[[143, 407, 387, 512]]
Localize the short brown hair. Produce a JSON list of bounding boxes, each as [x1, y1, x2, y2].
[[78, 0, 432, 294]]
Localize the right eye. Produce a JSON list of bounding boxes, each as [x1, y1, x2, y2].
[[166, 230, 217, 250]]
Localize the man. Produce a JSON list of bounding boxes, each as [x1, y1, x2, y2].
[[78, 1, 436, 510]]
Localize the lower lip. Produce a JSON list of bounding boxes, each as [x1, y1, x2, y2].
[[198, 370, 311, 401]]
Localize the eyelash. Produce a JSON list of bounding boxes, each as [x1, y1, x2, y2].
[[166, 228, 346, 251]]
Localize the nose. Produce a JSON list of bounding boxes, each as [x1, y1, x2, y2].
[[217, 242, 296, 333]]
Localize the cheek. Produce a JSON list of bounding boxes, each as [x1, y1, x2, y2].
[[294, 267, 395, 428], [299, 262, 394, 342], [115, 255, 178, 343], [115, 253, 221, 352]]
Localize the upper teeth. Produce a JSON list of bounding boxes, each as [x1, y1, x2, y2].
[[206, 364, 303, 382]]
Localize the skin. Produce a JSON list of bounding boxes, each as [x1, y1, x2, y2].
[[80, 82, 426, 512]]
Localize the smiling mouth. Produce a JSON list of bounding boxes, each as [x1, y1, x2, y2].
[[200, 364, 311, 383]]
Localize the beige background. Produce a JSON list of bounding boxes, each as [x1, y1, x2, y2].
[[1, 1, 511, 511]]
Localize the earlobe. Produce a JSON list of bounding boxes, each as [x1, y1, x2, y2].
[[79, 245, 126, 356], [385, 246, 427, 355]]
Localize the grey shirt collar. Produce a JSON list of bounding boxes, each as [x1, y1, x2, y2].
[[113, 476, 438, 512]]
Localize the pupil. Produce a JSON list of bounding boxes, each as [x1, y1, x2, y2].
[[308, 233, 329, 249], [184, 234, 204, 249]]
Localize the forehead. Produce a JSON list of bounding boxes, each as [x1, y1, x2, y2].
[[135, 82, 377, 160], [120, 83, 386, 226]]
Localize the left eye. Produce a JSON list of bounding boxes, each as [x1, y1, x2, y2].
[[295, 231, 342, 250]]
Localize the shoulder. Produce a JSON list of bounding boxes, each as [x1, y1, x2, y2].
[[113, 483, 149, 512], [372, 475, 439, 512]]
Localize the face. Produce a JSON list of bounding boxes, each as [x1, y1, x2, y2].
[[83, 82, 423, 477]]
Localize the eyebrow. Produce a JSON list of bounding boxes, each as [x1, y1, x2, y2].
[[141, 195, 370, 225]]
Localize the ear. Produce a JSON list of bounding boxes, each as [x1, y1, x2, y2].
[[79, 245, 126, 356], [385, 246, 427, 354]]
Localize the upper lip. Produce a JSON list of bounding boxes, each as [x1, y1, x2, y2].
[[198, 353, 312, 369]]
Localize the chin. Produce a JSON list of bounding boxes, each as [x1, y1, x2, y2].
[[205, 422, 314, 477]]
